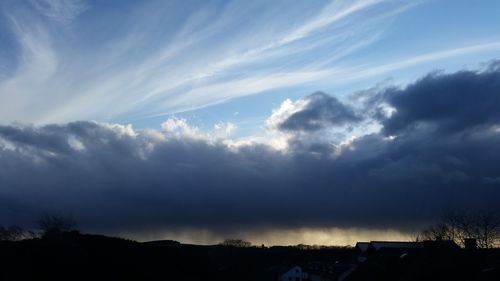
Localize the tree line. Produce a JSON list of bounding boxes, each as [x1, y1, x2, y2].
[[418, 210, 500, 248], [3, 211, 500, 249], [0, 214, 77, 241]]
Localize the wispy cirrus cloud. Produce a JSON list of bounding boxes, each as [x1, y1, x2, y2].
[[1, 0, 499, 129], [0, 0, 411, 124], [30, 0, 88, 25], [335, 41, 500, 83]]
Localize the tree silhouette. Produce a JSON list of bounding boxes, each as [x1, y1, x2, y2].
[[37, 214, 77, 237], [421, 210, 500, 248], [219, 238, 252, 247], [474, 210, 500, 248], [0, 225, 36, 241]]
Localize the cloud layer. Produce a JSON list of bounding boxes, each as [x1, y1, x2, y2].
[[1, 64, 500, 241], [0, 0, 408, 124], [2, 0, 500, 127]]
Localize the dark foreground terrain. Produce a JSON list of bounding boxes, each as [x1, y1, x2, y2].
[[0, 232, 499, 281]]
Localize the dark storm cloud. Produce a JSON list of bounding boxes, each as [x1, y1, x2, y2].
[[381, 63, 500, 135], [1, 63, 500, 235], [278, 91, 361, 132]]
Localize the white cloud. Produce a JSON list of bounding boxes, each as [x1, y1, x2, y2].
[[0, 0, 411, 124], [214, 122, 236, 137], [331, 41, 500, 83], [266, 98, 309, 131], [2, 0, 498, 129], [31, 0, 88, 25], [161, 118, 204, 139]]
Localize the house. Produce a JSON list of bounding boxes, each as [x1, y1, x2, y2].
[[355, 241, 422, 257], [356, 241, 423, 253], [277, 262, 357, 281], [422, 239, 460, 250], [305, 262, 357, 281], [279, 265, 305, 281], [368, 241, 422, 252], [355, 242, 370, 254], [355, 240, 459, 261]]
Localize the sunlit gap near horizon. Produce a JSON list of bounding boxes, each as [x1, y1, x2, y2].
[[118, 228, 413, 246]]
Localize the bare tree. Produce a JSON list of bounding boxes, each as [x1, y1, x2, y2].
[[219, 238, 252, 247], [473, 210, 500, 248], [420, 224, 446, 241], [421, 210, 500, 248], [37, 214, 77, 236], [0, 225, 37, 241]]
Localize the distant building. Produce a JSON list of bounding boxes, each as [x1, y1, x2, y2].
[[305, 262, 357, 281], [355, 242, 370, 253], [422, 239, 460, 250], [278, 263, 356, 281], [356, 241, 423, 255], [464, 238, 477, 250], [356, 240, 459, 256], [368, 241, 422, 251], [279, 265, 305, 281]]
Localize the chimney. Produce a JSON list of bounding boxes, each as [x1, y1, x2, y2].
[[464, 238, 477, 250]]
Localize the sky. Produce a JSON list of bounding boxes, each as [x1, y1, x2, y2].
[[1, 0, 500, 245]]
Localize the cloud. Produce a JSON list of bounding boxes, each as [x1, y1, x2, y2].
[[2, 64, 500, 241], [274, 92, 360, 132], [0, 0, 412, 124], [380, 62, 500, 135], [2, 1, 500, 130], [30, 0, 88, 25], [334, 41, 500, 83], [265, 92, 372, 155]]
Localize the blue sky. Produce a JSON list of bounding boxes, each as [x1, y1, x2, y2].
[[1, 0, 500, 137]]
